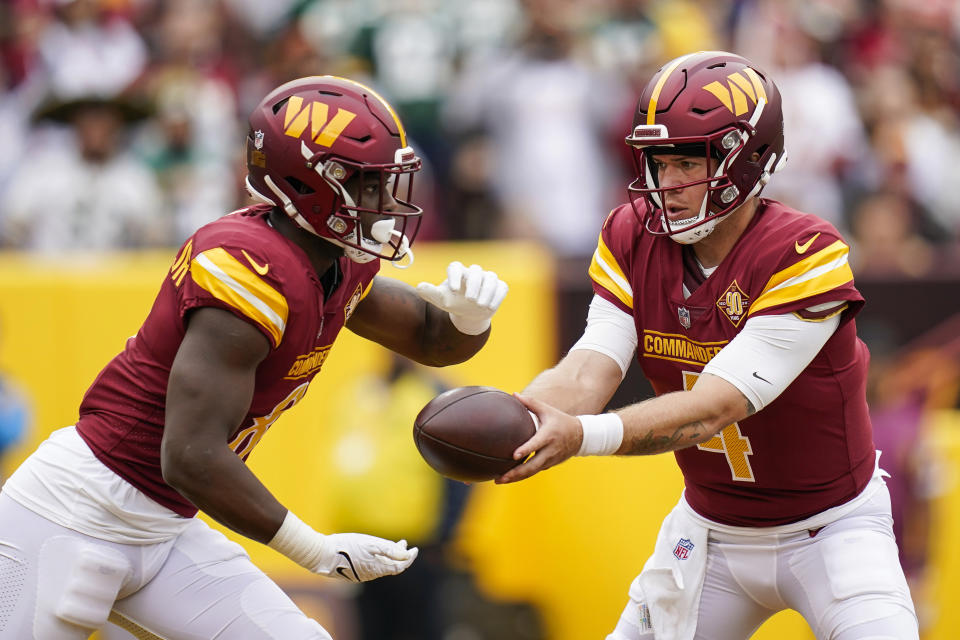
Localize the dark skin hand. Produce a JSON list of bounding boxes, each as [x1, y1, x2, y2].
[[162, 206, 490, 543]]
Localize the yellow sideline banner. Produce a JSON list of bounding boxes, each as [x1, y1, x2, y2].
[[1, 247, 957, 639]]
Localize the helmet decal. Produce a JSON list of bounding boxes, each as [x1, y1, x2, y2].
[[701, 68, 767, 117], [282, 96, 357, 147]]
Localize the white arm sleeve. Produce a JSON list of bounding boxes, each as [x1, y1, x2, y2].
[[568, 295, 637, 379], [702, 311, 841, 412]]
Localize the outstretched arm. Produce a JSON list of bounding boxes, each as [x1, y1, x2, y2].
[[522, 348, 623, 416], [162, 307, 416, 582], [497, 309, 844, 484], [348, 262, 508, 367], [496, 372, 749, 484]]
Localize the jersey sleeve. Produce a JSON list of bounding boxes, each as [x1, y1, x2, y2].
[[587, 205, 636, 315], [746, 224, 863, 323], [170, 237, 290, 348]]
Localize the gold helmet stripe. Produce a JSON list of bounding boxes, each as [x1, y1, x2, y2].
[[326, 75, 407, 147], [646, 53, 697, 125]]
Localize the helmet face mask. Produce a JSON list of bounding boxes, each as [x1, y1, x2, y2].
[[245, 76, 423, 263], [625, 51, 787, 244], [311, 148, 421, 263]]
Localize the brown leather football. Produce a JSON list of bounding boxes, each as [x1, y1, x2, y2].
[[413, 386, 536, 482]]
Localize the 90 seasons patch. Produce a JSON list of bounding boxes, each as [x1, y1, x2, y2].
[[717, 280, 749, 327]]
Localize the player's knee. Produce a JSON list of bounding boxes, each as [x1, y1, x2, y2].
[[237, 578, 335, 639], [831, 607, 919, 640]]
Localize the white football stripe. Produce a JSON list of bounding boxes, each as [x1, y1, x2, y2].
[[595, 249, 634, 300], [766, 251, 849, 294], [194, 253, 287, 334]]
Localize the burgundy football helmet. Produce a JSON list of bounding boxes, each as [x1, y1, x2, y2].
[[245, 76, 422, 263], [625, 51, 786, 244]]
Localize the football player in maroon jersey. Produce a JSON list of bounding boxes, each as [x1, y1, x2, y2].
[[0, 77, 507, 639], [497, 52, 918, 639]]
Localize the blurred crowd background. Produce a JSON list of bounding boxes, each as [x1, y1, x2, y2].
[[1, 0, 959, 275], [2, 0, 960, 638]]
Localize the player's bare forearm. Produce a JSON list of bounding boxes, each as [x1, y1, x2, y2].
[[162, 439, 287, 543], [618, 410, 712, 455], [615, 374, 751, 455], [523, 349, 621, 415], [348, 276, 489, 366]]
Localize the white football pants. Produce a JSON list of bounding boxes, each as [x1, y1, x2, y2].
[[0, 493, 332, 640], [607, 483, 918, 640]]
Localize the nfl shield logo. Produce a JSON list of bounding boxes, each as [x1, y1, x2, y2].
[[678, 306, 691, 329], [254, 129, 265, 150], [673, 537, 694, 560]]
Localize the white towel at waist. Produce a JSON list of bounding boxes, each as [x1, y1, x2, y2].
[[632, 502, 707, 640]]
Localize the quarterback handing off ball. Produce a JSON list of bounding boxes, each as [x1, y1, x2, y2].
[[414, 386, 537, 482]]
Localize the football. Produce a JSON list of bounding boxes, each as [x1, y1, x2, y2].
[[413, 386, 536, 482]]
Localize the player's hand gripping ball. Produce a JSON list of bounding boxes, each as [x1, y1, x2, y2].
[[414, 386, 537, 482]]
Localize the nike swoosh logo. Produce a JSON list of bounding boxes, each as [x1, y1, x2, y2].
[[752, 371, 772, 385], [795, 232, 821, 254], [241, 250, 269, 275], [336, 551, 359, 582]]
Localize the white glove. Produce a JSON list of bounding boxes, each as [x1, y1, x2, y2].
[[268, 512, 418, 582], [312, 533, 418, 582], [416, 261, 509, 335]]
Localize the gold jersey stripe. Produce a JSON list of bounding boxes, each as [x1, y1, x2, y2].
[[749, 241, 853, 316], [755, 239, 849, 297], [191, 248, 288, 345], [749, 264, 853, 316], [589, 235, 634, 309]]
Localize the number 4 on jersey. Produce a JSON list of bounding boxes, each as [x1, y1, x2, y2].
[[683, 371, 756, 482]]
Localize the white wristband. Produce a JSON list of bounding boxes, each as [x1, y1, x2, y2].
[[267, 511, 328, 572], [576, 413, 624, 456]]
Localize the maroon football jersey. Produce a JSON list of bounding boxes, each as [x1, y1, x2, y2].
[[76, 205, 379, 516], [589, 199, 874, 526]]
